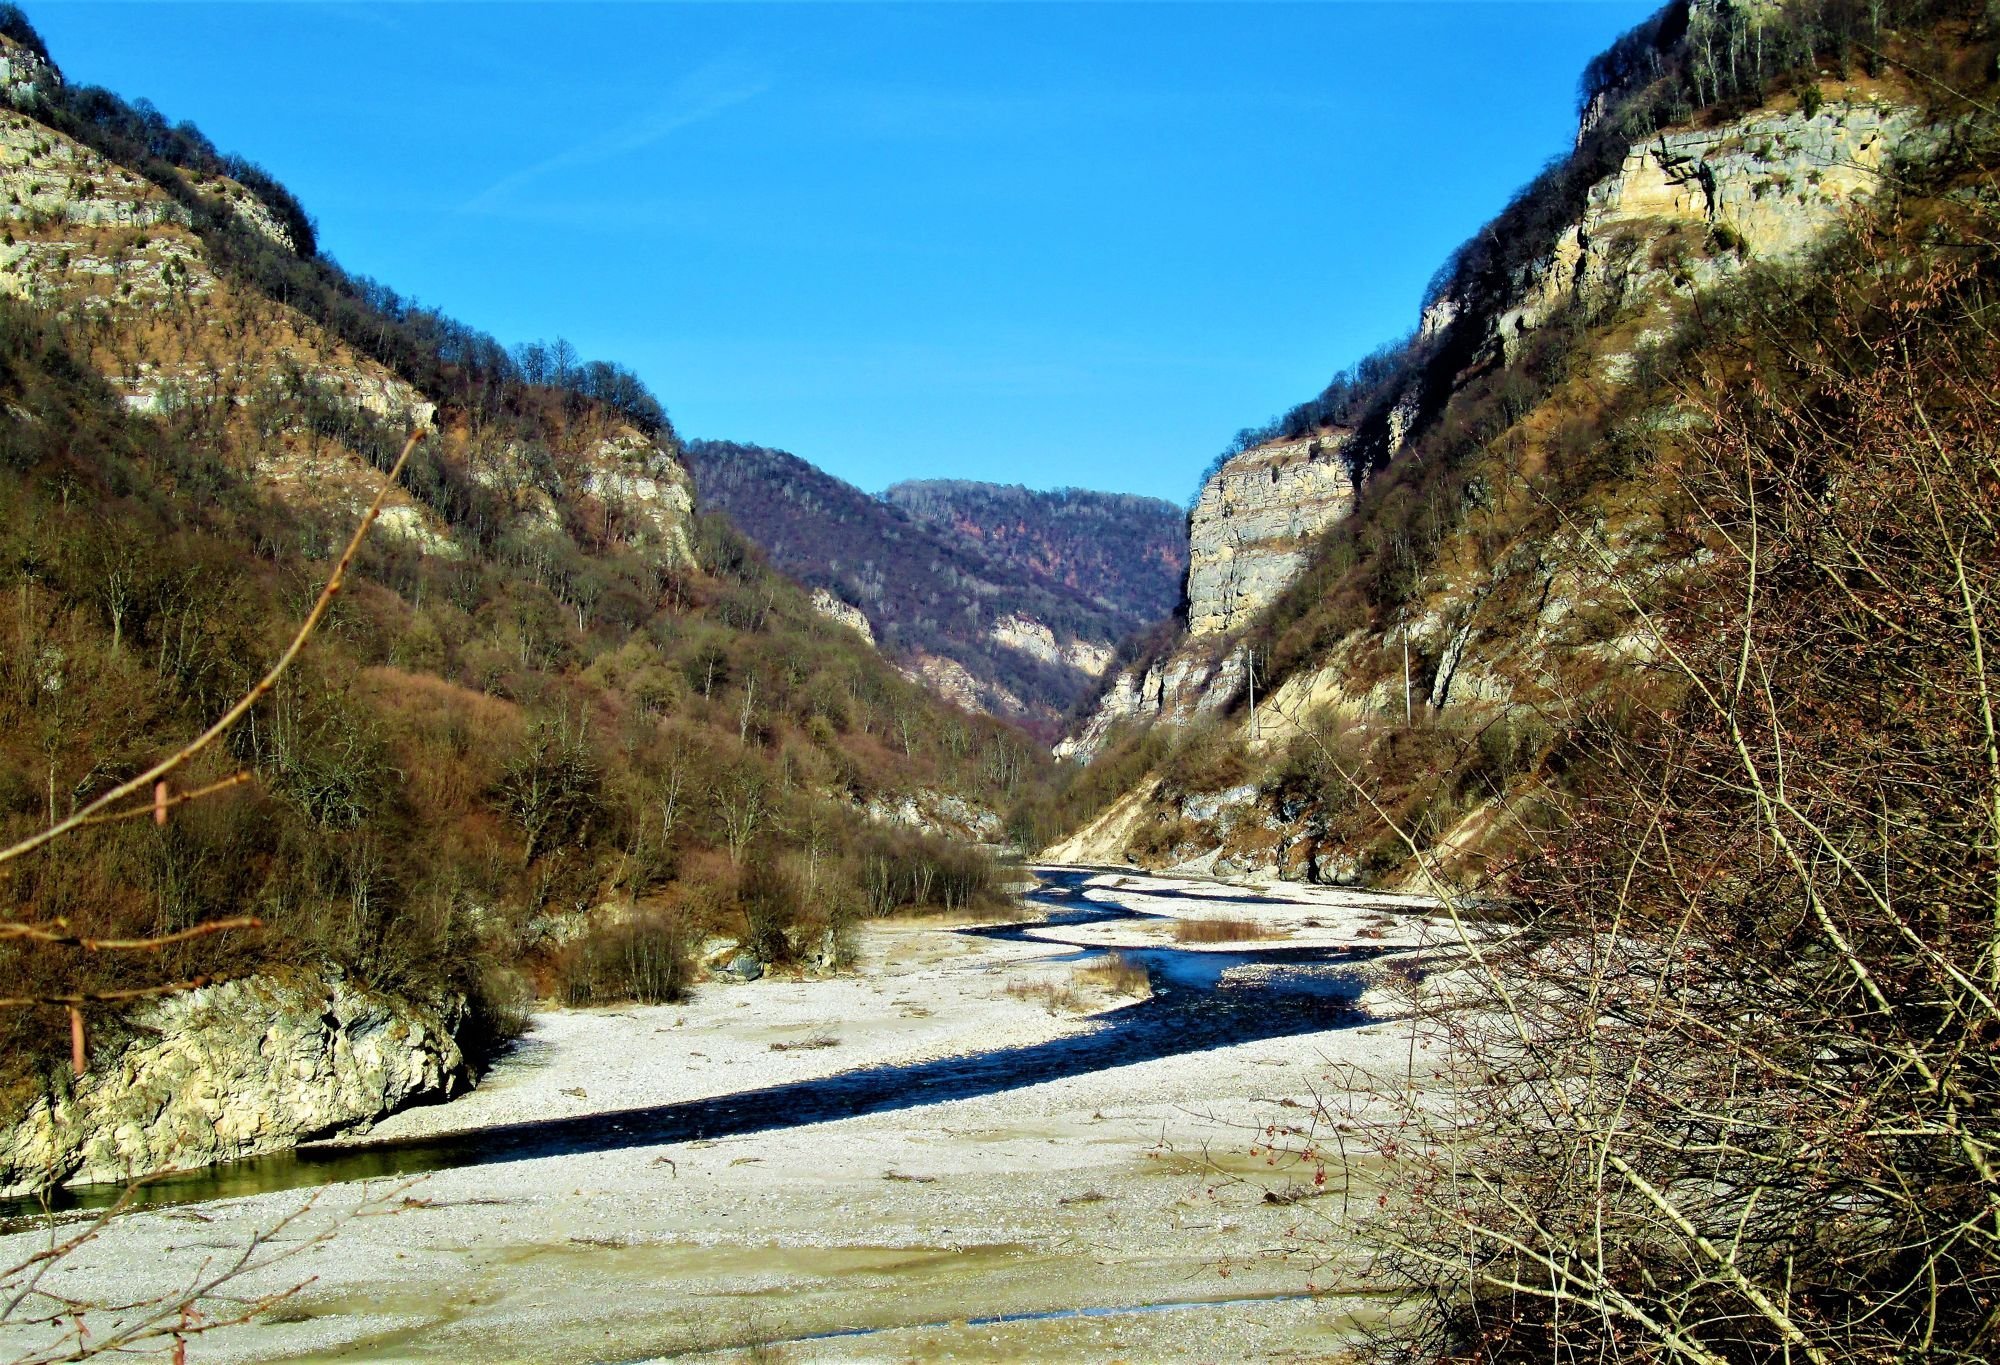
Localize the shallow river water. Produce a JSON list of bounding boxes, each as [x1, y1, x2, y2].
[[3, 868, 1385, 1222]]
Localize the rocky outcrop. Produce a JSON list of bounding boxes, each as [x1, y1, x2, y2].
[[577, 430, 697, 568], [1185, 432, 1356, 638], [898, 650, 1027, 719], [1054, 645, 1248, 762], [0, 35, 56, 112], [0, 966, 467, 1196], [990, 614, 1113, 678], [863, 787, 1005, 843], [810, 588, 876, 646], [1490, 100, 1925, 359]]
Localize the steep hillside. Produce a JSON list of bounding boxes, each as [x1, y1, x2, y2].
[[684, 439, 1146, 735], [881, 479, 1187, 625], [1037, 0, 1993, 883], [0, 17, 1050, 1192]]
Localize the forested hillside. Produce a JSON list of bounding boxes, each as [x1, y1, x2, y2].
[[685, 439, 1159, 735], [0, 10, 1049, 1190], [881, 479, 1186, 625], [1034, 0, 2000, 1356]]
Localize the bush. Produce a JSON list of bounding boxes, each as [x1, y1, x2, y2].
[[557, 910, 690, 1006], [737, 854, 801, 962]]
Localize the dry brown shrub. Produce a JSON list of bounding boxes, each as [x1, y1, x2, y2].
[[1174, 915, 1287, 943]]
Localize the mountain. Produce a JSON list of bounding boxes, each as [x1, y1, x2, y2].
[[1036, 0, 1987, 883], [683, 441, 1175, 735], [881, 479, 1187, 625], [0, 15, 1051, 1192], [1026, 3, 2000, 1353]]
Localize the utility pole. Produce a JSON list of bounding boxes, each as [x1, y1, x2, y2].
[[1401, 608, 1413, 728], [1243, 642, 1259, 742]]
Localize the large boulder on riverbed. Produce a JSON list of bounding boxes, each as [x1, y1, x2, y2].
[[0, 965, 468, 1197]]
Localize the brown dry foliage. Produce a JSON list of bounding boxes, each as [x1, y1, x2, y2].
[[1325, 140, 2000, 1364]]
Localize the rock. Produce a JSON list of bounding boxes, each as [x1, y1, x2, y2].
[[1054, 646, 1247, 764], [809, 589, 876, 646], [1185, 432, 1358, 638], [0, 966, 467, 1197], [1311, 849, 1363, 886], [1180, 783, 1259, 824], [576, 430, 697, 569], [896, 650, 1028, 718], [0, 35, 57, 111], [725, 955, 765, 982], [1489, 100, 1931, 359], [989, 614, 1115, 678], [861, 788, 1006, 842]]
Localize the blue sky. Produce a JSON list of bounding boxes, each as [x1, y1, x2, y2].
[[32, 2, 1655, 503]]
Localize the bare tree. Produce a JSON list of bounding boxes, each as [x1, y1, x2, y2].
[[0, 433, 425, 1360], [1278, 210, 2000, 1362]]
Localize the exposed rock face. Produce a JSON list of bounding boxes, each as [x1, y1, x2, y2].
[[577, 430, 697, 568], [0, 35, 57, 111], [1185, 432, 1356, 638], [863, 788, 1005, 843], [1054, 645, 1247, 762], [1494, 100, 1924, 356], [990, 613, 1113, 678], [809, 588, 876, 646], [0, 967, 467, 1196], [898, 650, 1027, 719]]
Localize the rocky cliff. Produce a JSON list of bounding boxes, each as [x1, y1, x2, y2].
[[0, 14, 1047, 1192], [1482, 97, 1926, 364], [1184, 431, 1357, 638], [0, 967, 465, 1196], [1048, 52, 1957, 878]]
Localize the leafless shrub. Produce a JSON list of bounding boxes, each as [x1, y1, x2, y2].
[[1287, 196, 2000, 1362]]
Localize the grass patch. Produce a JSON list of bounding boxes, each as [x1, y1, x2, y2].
[[1071, 951, 1149, 996], [1173, 916, 1290, 943], [1005, 978, 1082, 1013]]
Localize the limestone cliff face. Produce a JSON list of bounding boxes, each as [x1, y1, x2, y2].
[[1185, 432, 1357, 638], [1053, 645, 1247, 762], [809, 588, 876, 646], [1488, 99, 1925, 361], [898, 650, 1027, 719], [1052, 426, 1348, 763], [576, 430, 698, 568], [1049, 89, 1944, 880], [0, 967, 466, 1196], [990, 613, 1114, 677]]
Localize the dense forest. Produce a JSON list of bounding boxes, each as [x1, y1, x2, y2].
[[882, 479, 1186, 624], [685, 440, 1170, 734]]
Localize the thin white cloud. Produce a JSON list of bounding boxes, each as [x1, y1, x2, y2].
[[462, 60, 769, 213]]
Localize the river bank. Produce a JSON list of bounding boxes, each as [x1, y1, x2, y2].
[[0, 872, 1455, 1362]]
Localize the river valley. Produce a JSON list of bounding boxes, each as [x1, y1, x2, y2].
[[0, 870, 1455, 1362]]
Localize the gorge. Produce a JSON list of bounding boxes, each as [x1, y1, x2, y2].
[[4, 1, 1999, 1361]]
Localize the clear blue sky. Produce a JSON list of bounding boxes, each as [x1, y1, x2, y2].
[[32, 2, 1655, 503]]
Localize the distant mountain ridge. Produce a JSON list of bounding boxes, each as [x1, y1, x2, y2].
[[882, 480, 1186, 625], [683, 442, 1183, 735]]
